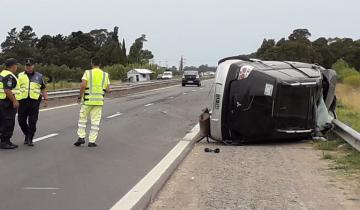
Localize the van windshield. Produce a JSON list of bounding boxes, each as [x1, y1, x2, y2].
[[184, 71, 198, 75]]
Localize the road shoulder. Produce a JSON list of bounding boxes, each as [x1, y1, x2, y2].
[[149, 141, 360, 210]]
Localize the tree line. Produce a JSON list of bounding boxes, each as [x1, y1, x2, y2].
[[254, 29, 360, 71], [183, 65, 216, 73], [0, 25, 155, 82]]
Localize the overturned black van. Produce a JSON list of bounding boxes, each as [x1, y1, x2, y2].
[[209, 56, 337, 144]]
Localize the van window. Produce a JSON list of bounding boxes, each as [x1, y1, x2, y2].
[[184, 71, 198, 75]]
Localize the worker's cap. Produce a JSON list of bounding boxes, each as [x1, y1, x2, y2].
[[4, 58, 19, 67], [25, 58, 35, 66]]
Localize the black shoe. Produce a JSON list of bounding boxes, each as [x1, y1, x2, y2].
[[7, 142, 18, 149], [24, 136, 29, 145], [0, 142, 17, 150], [27, 138, 34, 147], [74, 138, 85, 146], [88, 142, 97, 147]]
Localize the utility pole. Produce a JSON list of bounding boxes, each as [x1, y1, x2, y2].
[[179, 56, 184, 72]]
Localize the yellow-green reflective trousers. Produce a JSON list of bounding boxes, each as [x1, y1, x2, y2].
[[77, 105, 103, 143]]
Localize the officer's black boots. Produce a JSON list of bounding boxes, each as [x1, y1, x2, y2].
[[74, 138, 97, 147], [28, 136, 34, 147], [88, 142, 97, 147], [24, 136, 34, 146], [1, 142, 14, 149], [24, 136, 29, 145], [1, 143, 14, 149], [0, 139, 18, 149], [8, 142, 18, 148], [74, 138, 85, 146]]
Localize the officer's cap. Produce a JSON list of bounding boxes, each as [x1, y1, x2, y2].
[[5, 58, 19, 67], [25, 58, 35, 66]]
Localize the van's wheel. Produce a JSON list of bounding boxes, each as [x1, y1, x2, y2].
[[182, 84, 185, 87], [198, 83, 201, 87]]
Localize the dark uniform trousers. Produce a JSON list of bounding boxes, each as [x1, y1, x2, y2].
[[18, 99, 40, 139], [0, 100, 17, 143]]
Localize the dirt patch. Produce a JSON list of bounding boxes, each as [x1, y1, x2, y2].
[[149, 141, 360, 210]]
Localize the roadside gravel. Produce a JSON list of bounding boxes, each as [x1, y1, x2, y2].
[[149, 141, 360, 210]]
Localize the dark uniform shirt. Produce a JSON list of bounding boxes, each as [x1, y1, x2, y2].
[[1, 74, 17, 103], [2, 74, 17, 90]]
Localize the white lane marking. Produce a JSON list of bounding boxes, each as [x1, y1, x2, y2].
[[191, 90, 197, 92], [33, 133, 59, 143], [23, 187, 60, 190], [183, 92, 188, 95], [111, 124, 200, 210], [40, 103, 78, 112], [168, 97, 175, 99], [200, 87, 204, 90], [144, 103, 154, 107], [106, 112, 123, 119]]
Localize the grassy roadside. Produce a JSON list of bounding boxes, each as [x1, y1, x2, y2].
[[313, 134, 360, 172], [336, 84, 360, 132], [312, 84, 360, 173]]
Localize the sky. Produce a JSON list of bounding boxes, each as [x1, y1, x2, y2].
[[0, 0, 359, 67]]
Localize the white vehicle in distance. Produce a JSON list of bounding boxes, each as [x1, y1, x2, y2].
[[161, 71, 173, 79], [157, 74, 163, 80]]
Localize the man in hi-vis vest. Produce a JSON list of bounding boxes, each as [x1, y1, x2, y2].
[[74, 57, 110, 147], [17, 58, 48, 147], [0, 58, 20, 149]]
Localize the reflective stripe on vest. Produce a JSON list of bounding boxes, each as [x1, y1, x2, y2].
[[0, 70, 20, 100], [84, 69, 108, 106], [18, 72, 43, 100]]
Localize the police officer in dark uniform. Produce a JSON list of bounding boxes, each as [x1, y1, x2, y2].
[[17, 58, 48, 146], [0, 58, 20, 149]]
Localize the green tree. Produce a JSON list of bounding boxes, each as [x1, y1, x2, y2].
[[89, 29, 109, 47], [18, 25, 37, 47], [96, 42, 121, 66], [140, 49, 154, 64], [66, 47, 91, 69], [120, 38, 127, 65], [1, 26, 40, 62], [1, 28, 19, 52], [288, 28, 311, 43], [128, 34, 147, 64], [256, 39, 275, 58], [1, 26, 156, 74], [66, 31, 97, 52]]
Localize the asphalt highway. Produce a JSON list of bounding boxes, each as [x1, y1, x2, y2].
[[0, 80, 213, 210]]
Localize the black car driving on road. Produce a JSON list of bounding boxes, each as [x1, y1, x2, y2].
[[182, 71, 201, 87]]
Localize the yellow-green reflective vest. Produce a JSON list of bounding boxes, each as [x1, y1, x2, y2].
[[18, 72, 43, 100], [83, 68, 109, 106], [0, 70, 20, 100]]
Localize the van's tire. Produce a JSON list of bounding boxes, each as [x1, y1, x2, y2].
[[198, 83, 201, 87], [182, 83, 185, 87]]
